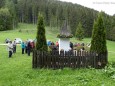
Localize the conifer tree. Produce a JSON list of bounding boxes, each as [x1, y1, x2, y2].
[[36, 14, 48, 51], [75, 22, 84, 40], [90, 12, 107, 54]]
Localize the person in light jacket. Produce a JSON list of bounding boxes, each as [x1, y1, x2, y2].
[[7, 41, 13, 58]]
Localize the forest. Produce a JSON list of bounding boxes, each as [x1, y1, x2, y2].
[[0, 0, 115, 41]]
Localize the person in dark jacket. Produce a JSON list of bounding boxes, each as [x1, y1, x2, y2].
[[13, 39, 16, 53], [25, 40, 28, 53], [27, 42, 31, 56], [70, 42, 73, 50]]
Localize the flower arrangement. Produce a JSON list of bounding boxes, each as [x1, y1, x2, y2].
[[57, 34, 73, 38]]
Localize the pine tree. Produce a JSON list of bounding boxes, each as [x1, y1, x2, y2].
[[36, 14, 48, 51], [90, 12, 107, 54], [75, 22, 84, 40]]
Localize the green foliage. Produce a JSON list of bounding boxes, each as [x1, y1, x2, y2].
[[101, 12, 113, 40], [1, 0, 115, 41], [90, 12, 107, 53], [109, 27, 115, 41], [0, 0, 5, 8], [5, 0, 18, 29], [0, 23, 115, 86], [0, 44, 115, 86], [104, 63, 115, 78], [75, 22, 84, 40], [0, 8, 13, 31], [57, 34, 73, 38], [5, 0, 99, 37], [36, 14, 48, 51]]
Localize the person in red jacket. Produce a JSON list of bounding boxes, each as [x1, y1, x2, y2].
[[56, 41, 59, 47]]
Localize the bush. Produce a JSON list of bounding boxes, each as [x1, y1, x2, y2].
[[19, 29, 22, 32], [0, 8, 13, 31]]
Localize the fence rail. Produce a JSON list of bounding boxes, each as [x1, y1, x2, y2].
[[32, 50, 108, 69]]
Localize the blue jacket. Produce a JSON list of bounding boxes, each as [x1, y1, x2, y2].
[[21, 42, 25, 48], [47, 41, 51, 46]]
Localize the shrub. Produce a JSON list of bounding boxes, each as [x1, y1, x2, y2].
[[0, 8, 13, 31]]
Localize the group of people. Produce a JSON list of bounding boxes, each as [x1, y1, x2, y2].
[[47, 41, 74, 51], [47, 41, 59, 47], [21, 40, 33, 56], [47, 41, 59, 51], [7, 39, 87, 58], [7, 39, 35, 58]]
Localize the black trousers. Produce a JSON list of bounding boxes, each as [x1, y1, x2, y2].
[[13, 46, 16, 53], [22, 48, 24, 54], [28, 49, 30, 56], [9, 51, 12, 58], [25, 46, 28, 53]]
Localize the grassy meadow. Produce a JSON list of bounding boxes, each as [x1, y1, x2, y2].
[[0, 23, 115, 86]]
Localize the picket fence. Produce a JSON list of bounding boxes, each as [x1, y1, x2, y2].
[[32, 50, 108, 69]]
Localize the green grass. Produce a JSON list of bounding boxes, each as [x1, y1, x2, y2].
[[0, 23, 59, 43], [0, 45, 115, 86], [0, 23, 115, 86]]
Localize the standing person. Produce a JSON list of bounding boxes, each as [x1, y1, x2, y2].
[[27, 41, 31, 56], [7, 41, 13, 58], [70, 42, 73, 50], [56, 41, 59, 47], [47, 40, 51, 46], [13, 39, 16, 53], [21, 42, 25, 54], [25, 40, 28, 53]]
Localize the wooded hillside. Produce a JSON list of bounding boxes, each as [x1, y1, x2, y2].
[[0, 0, 115, 40]]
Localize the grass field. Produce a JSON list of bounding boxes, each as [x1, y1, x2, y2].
[[0, 23, 59, 43], [0, 23, 115, 86]]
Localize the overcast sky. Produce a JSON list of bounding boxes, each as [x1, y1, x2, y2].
[[60, 0, 115, 16]]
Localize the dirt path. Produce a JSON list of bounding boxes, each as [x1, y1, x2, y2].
[[0, 44, 8, 45]]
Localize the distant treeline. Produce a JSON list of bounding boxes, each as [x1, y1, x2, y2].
[[0, 0, 115, 41]]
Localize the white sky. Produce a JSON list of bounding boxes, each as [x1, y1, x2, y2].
[[60, 0, 115, 16]]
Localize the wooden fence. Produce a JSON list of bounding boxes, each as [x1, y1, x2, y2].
[[32, 50, 108, 69]]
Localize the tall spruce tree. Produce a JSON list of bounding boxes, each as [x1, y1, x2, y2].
[[90, 12, 107, 54], [36, 14, 48, 51], [75, 22, 84, 40]]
